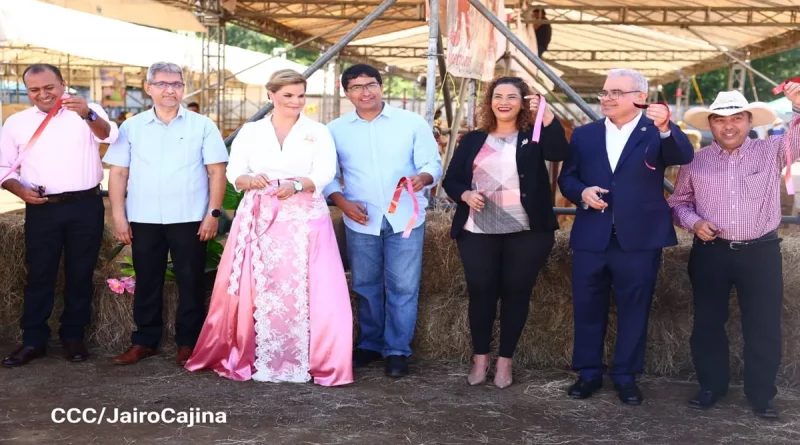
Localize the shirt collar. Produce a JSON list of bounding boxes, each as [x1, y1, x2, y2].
[[712, 136, 753, 156], [145, 105, 186, 123], [349, 102, 392, 122], [33, 104, 65, 117], [262, 112, 310, 129], [604, 111, 642, 131]]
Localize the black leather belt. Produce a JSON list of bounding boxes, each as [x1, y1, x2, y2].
[[694, 230, 781, 251], [43, 185, 101, 204]]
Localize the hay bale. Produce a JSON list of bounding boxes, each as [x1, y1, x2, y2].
[[89, 281, 180, 354], [410, 209, 800, 387], [0, 213, 178, 353], [1, 209, 800, 387]]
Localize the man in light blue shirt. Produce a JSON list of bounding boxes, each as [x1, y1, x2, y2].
[[103, 62, 229, 367], [323, 64, 442, 377]]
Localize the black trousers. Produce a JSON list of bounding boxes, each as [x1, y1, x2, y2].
[[130, 222, 207, 348], [688, 237, 783, 405], [456, 230, 555, 358], [22, 195, 104, 347]]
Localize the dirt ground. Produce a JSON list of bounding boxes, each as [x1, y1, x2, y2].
[[1, 342, 799, 445]]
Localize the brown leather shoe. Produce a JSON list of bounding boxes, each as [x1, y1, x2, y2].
[[113, 345, 157, 365], [2, 345, 46, 368], [62, 340, 90, 362], [176, 347, 193, 366]]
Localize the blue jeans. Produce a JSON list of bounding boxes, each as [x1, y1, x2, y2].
[[345, 217, 424, 357]]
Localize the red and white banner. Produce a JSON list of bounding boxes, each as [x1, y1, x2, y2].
[[445, 0, 504, 81]]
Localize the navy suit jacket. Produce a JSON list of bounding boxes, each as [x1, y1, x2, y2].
[[558, 115, 695, 252]]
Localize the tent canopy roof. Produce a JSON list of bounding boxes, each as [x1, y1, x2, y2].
[[198, 0, 800, 93], [0, 1, 335, 95]]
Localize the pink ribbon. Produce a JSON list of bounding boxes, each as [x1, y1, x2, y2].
[[387, 176, 419, 239], [773, 78, 799, 195], [772, 77, 800, 95], [252, 189, 280, 238], [234, 186, 280, 297], [785, 117, 799, 195], [0, 97, 63, 185], [634, 102, 672, 171], [644, 145, 656, 171], [531, 95, 546, 143]]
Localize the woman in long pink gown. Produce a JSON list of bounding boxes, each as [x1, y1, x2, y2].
[[185, 69, 353, 386]]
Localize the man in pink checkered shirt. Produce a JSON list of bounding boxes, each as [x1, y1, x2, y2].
[[668, 85, 800, 419]]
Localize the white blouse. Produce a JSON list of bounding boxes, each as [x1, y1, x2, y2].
[[226, 114, 337, 197]]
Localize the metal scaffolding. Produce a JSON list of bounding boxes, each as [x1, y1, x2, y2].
[[233, 0, 426, 21], [727, 63, 748, 93], [198, 1, 227, 128], [520, 6, 800, 27], [674, 77, 691, 122], [160, 0, 419, 81], [198, 4, 800, 26]]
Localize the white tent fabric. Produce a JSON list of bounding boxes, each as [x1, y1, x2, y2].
[[0, 0, 332, 95], [38, 0, 207, 33]]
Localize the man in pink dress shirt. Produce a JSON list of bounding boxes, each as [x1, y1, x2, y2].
[[669, 86, 800, 419], [0, 64, 118, 368]]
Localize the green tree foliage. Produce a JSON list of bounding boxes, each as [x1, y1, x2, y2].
[[224, 24, 318, 66], [661, 48, 800, 105]]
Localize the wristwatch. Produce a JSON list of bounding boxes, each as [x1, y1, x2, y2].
[[293, 181, 303, 193], [84, 109, 98, 122], [208, 209, 221, 218]]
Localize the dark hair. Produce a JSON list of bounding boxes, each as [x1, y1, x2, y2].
[[341, 64, 382, 91], [22, 64, 64, 84], [187, 102, 200, 108], [477, 76, 535, 133]]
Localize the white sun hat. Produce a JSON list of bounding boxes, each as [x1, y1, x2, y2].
[[683, 90, 777, 131]]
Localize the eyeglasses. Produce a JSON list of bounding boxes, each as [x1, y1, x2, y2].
[[596, 90, 641, 100], [149, 81, 185, 90], [347, 82, 381, 93]]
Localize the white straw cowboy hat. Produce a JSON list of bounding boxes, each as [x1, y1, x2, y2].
[[683, 90, 777, 131]]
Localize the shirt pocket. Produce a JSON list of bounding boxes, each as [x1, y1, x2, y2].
[[180, 134, 204, 168], [742, 171, 769, 200]]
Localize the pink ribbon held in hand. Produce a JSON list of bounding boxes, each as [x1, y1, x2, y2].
[[772, 77, 800, 95], [531, 95, 547, 143], [253, 187, 280, 237], [634, 101, 672, 129], [773, 78, 799, 195], [634, 102, 672, 171], [387, 176, 419, 239], [0, 97, 63, 184], [784, 117, 799, 195]]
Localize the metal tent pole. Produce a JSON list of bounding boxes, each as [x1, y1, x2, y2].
[[436, 26, 454, 128], [224, 0, 400, 145], [465, 0, 599, 121], [424, 0, 439, 127], [184, 24, 347, 101]]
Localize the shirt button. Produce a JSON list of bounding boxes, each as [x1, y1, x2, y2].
[[521, 193, 527, 198], [519, 174, 524, 178]]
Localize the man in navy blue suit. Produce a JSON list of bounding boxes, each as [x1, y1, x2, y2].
[[558, 69, 694, 405]]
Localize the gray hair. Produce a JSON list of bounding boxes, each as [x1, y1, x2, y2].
[[146, 62, 184, 84], [606, 68, 649, 93]]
